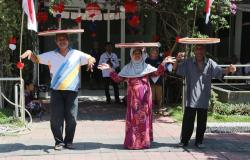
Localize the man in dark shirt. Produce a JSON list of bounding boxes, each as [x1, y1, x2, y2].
[[173, 44, 236, 148]]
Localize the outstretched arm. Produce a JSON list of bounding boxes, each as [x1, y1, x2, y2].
[[172, 52, 185, 72], [98, 63, 125, 83], [21, 50, 39, 63], [151, 56, 176, 76], [223, 64, 237, 75]]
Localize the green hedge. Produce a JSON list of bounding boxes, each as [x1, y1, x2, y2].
[[210, 90, 250, 116]]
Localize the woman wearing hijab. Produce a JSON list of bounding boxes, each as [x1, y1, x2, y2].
[[98, 47, 174, 149]]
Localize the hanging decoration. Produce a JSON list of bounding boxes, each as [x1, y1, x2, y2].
[[75, 16, 82, 23], [9, 37, 17, 51], [16, 61, 25, 70], [52, 2, 65, 20], [85, 2, 101, 21], [124, 0, 138, 13], [230, 2, 237, 15], [128, 15, 140, 28], [37, 11, 48, 23], [52, 2, 65, 13]]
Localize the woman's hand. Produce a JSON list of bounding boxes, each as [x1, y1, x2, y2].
[[98, 63, 114, 72], [162, 56, 176, 64]]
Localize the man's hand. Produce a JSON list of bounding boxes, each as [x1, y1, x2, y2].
[[21, 50, 39, 63], [172, 52, 185, 72], [228, 64, 237, 73], [87, 57, 96, 72], [21, 50, 32, 59], [176, 52, 185, 62]]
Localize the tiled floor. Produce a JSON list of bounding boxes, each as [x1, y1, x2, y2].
[[0, 99, 249, 160]]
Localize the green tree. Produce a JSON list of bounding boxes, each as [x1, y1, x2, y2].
[[0, 0, 22, 101], [0, 0, 21, 77]]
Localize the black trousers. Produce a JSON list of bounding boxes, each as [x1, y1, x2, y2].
[[104, 77, 120, 102], [50, 90, 78, 145], [180, 107, 208, 144]]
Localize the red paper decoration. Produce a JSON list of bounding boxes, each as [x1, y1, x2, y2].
[[128, 15, 140, 27], [37, 11, 48, 23], [75, 16, 82, 23], [16, 61, 25, 70], [85, 2, 101, 20], [9, 37, 17, 51], [9, 37, 16, 44], [52, 2, 64, 13], [124, 0, 138, 13]]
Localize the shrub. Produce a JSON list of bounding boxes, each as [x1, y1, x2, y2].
[[210, 90, 250, 116]]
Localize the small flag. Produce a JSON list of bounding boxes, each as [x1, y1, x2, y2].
[[22, 0, 37, 32], [205, 0, 214, 24]]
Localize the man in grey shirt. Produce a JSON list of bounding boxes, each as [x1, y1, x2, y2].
[[173, 44, 236, 148]]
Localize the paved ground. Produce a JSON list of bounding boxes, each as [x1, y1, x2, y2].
[[0, 98, 250, 160]]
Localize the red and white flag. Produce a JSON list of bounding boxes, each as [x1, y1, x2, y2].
[[22, 0, 37, 32], [205, 0, 214, 24]]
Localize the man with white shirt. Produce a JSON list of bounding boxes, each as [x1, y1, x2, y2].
[[21, 32, 95, 150], [99, 42, 120, 103]]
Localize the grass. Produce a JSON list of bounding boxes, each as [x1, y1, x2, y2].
[[0, 107, 24, 126], [167, 105, 250, 123]]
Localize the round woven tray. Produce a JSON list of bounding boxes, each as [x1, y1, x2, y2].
[[178, 38, 220, 44], [38, 29, 84, 36], [115, 42, 161, 48]]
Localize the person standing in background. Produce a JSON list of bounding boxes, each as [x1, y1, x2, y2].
[[89, 41, 102, 89], [145, 47, 164, 114], [99, 42, 120, 103]]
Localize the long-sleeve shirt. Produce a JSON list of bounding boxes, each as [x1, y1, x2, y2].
[[176, 57, 223, 109]]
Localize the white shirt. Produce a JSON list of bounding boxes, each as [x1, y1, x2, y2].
[[98, 52, 119, 77], [38, 48, 91, 91]]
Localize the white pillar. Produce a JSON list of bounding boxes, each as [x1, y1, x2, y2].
[[107, 9, 110, 42], [14, 84, 19, 118], [0, 85, 2, 109], [121, 13, 126, 68], [78, 8, 81, 50], [234, 11, 242, 61]]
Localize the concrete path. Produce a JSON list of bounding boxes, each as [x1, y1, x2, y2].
[[0, 99, 249, 160]]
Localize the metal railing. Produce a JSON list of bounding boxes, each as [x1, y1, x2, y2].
[[163, 64, 250, 110], [0, 77, 25, 122]]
